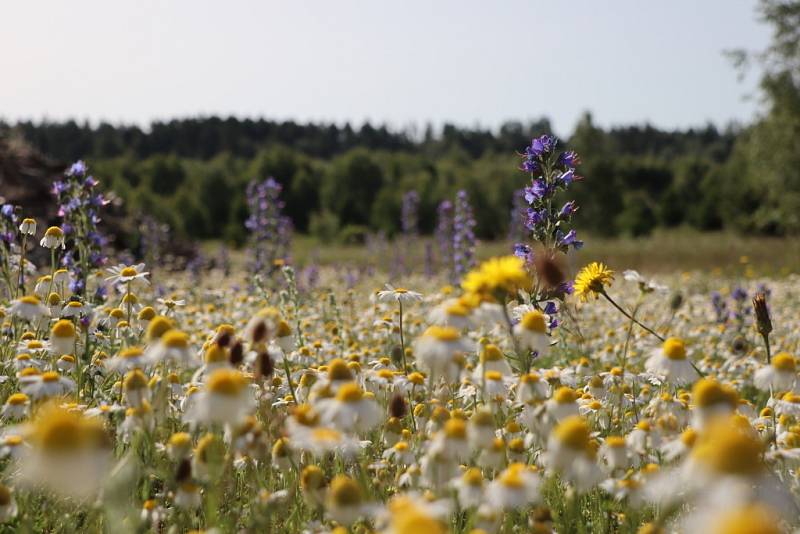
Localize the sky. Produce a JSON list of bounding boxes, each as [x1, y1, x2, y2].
[[0, 1, 772, 136]]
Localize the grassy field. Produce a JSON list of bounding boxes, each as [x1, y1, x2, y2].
[[280, 229, 800, 276]]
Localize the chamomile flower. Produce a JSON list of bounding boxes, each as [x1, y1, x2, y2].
[[546, 387, 581, 421], [427, 299, 474, 329], [690, 378, 738, 429], [184, 368, 253, 426], [317, 382, 381, 433], [18, 218, 36, 235], [20, 370, 75, 400], [487, 463, 541, 509], [8, 296, 49, 321], [645, 337, 699, 385], [106, 346, 149, 372], [754, 352, 797, 392], [106, 263, 150, 285], [39, 226, 65, 249], [622, 270, 668, 293], [326, 475, 371, 526], [146, 329, 194, 366], [378, 285, 423, 303], [451, 467, 484, 508], [541, 415, 603, 492], [16, 404, 111, 498], [61, 300, 88, 318], [413, 326, 474, 381], [1, 393, 30, 420], [49, 319, 77, 356], [383, 440, 415, 465], [514, 310, 551, 354]]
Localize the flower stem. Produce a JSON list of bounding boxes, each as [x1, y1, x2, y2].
[[601, 290, 664, 342], [398, 300, 408, 374]]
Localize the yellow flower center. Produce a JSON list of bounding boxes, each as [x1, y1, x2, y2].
[[120, 267, 138, 277], [329, 475, 362, 507], [44, 226, 64, 238], [146, 316, 173, 340], [311, 427, 342, 442], [485, 370, 503, 382], [481, 344, 503, 362], [169, 432, 192, 448], [499, 463, 529, 488], [553, 387, 578, 404], [443, 418, 467, 439], [328, 359, 353, 381], [124, 369, 148, 390], [662, 337, 686, 360], [4, 435, 22, 446], [424, 326, 460, 342], [445, 303, 470, 317], [51, 320, 76, 338], [692, 420, 763, 476], [206, 369, 247, 396], [462, 467, 483, 486], [32, 406, 107, 452], [300, 465, 325, 490], [162, 330, 189, 349], [41, 371, 60, 383], [276, 320, 292, 338], [6, 393, 28, 405], [336, 382, 364, 403], [772, 352, 796, 372], [521, 310, 547, 333], [605, 435, 625, 448], [554, 416, 591, 451], [711, 504, 780, 534], [119, 347, 144, 359], [692, 378, 738, 408], [389, 498, 446, 534], [20, 295, 41, 305]]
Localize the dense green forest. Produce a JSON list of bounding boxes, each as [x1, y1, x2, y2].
[[0, 116, 749, 242], [3, 0, 800, 244]]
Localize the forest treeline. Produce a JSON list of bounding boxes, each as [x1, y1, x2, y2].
[[0, 115, 761, 243]]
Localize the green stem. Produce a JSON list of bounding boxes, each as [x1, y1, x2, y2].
[[601, 290, 664, 342], [398, 300, 408, 374]]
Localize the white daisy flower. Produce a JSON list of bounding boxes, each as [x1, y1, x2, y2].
[[486, 463, 541, 509], [8, 296, 49, 321], [39, 226, 65, 249], [105, 263, 150, 285], [644, 337, 699, 385], [754, 352, 797, 392]]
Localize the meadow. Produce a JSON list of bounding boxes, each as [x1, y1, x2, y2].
[[0, 137, 799, 534]]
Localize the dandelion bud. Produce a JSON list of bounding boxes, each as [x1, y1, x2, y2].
[[252, 321, 268, 344], [753, 292, 772, 336], [216, 330, 232, 348], [390, 345, 403, 368], [256, 351, 274, 381], [669, 292, 683, 311], [229, 340, 244, 366], [175, 458, 192, 483], [389, 394, 408, 418]]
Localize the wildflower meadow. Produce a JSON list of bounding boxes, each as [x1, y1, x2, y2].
[[0, 130, 798, 534]]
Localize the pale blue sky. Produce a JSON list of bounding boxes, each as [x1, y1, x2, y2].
[[0, 0, 771, 136]]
